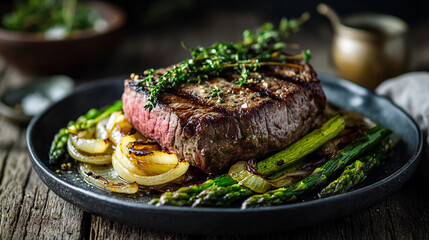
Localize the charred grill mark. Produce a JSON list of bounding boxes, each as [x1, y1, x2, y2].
[[128, 80, 204, 112], [85, 171, 128, 187], [268, 74, 308, 87], [128, 128, 137, 135], [167, 87, 211, 107], [222, 70, 284, 102], [169, 85, 233, 116], [129, 80, 150, 94], [245, 83, 281, 101], [128, 80, 139, 88], [128, 149, 153, 156], [130, 141, 158, 147], [264, 73, 325, 110], [127, 140, 161, 156], [128, 149, 175, 157], [172, 88, 210, 106]]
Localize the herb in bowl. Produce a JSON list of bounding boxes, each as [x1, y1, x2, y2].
[[2, 0, 107, 39]]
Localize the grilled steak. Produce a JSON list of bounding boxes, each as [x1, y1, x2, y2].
[[122, 62, 326, 174]]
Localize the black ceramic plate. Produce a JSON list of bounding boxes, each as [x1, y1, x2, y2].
[[27, 75, 422, 235]]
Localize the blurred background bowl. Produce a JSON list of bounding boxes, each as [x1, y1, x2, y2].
[[0, 1, 125, 76]]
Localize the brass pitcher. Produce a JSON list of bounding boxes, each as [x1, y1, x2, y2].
[[318, 4, 409, 89]]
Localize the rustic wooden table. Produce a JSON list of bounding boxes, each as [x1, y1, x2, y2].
[[1, 11, 429, 239]]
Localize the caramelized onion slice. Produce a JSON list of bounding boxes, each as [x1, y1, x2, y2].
[[70, 134, 110, 154], [114, 145, 149, 175], [96, 118, 109, 140], [117, 144, 177, 176], [268, 170, 310, 188], [67, 137, 111, 165], [112, 149, 189, 186], [78, 162, 138, 194], [228, 161, 271, 193], [121, 136, 176, 165], [115, 135, 179, 177], [106, 111, 140, 146], [77, 126, 95, 138]]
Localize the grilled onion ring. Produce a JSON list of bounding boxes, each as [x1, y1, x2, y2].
[[106, 111, 135, 146], [67, 137, 111, 165], [96, 118, 109, 140], [121, 135, 176, 165], [78, 162, 138, 194], [116, 140, 178, 176], [229, 161, 271, 193], [112, 147, 189, 186], [70, 134, 110, 154]]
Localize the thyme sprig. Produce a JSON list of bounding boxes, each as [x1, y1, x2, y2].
[[139, 12, 311, 111], [209, 85, 224, 103]]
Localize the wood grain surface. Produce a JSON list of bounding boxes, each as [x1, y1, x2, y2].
[[1, 11, 429, 239]]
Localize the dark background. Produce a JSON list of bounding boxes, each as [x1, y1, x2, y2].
[[108, 0, 429, 25], [1, 0, 428, 78], [101, 0, 429, 76]]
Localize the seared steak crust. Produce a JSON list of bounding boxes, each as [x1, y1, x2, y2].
[[122, 62, 326, 173]]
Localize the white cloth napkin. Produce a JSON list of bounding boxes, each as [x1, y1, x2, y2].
[[376, 72, 429, 180]]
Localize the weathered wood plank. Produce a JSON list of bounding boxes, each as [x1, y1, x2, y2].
[[0, 128, 84, 239], [90, 215, 190, 240], [0, 134, 33, 239], [12, 170, 49, 239], [35, 188, 85, 239], [9, 169, 85, 240]]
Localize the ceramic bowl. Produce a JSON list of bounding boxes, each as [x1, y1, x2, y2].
[[0, 1, 126, 76]]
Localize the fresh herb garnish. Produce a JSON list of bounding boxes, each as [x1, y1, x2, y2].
[[140, 12, 311, 111], [209, 85, 224, 103]]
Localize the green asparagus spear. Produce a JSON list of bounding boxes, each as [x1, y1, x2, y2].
[[191, 125, 392, 208], [241, 125, 391, 208], [192, 184, 254, 207], [318, 134, 399, 198], [320, 159, 367, 197], [49, 100, 122, 164], [188, 160, 316, 207], [153, 174, 236, 206], [256, 115, 345, 176], [67, 100, 123, 134], [49, 128, 68, 164], [49, 108, 99, 164], [153, 115, 345, 206]]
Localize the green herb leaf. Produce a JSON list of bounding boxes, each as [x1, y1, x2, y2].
[[209, 85, 224, 103], [303, 49, 312, 63]]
